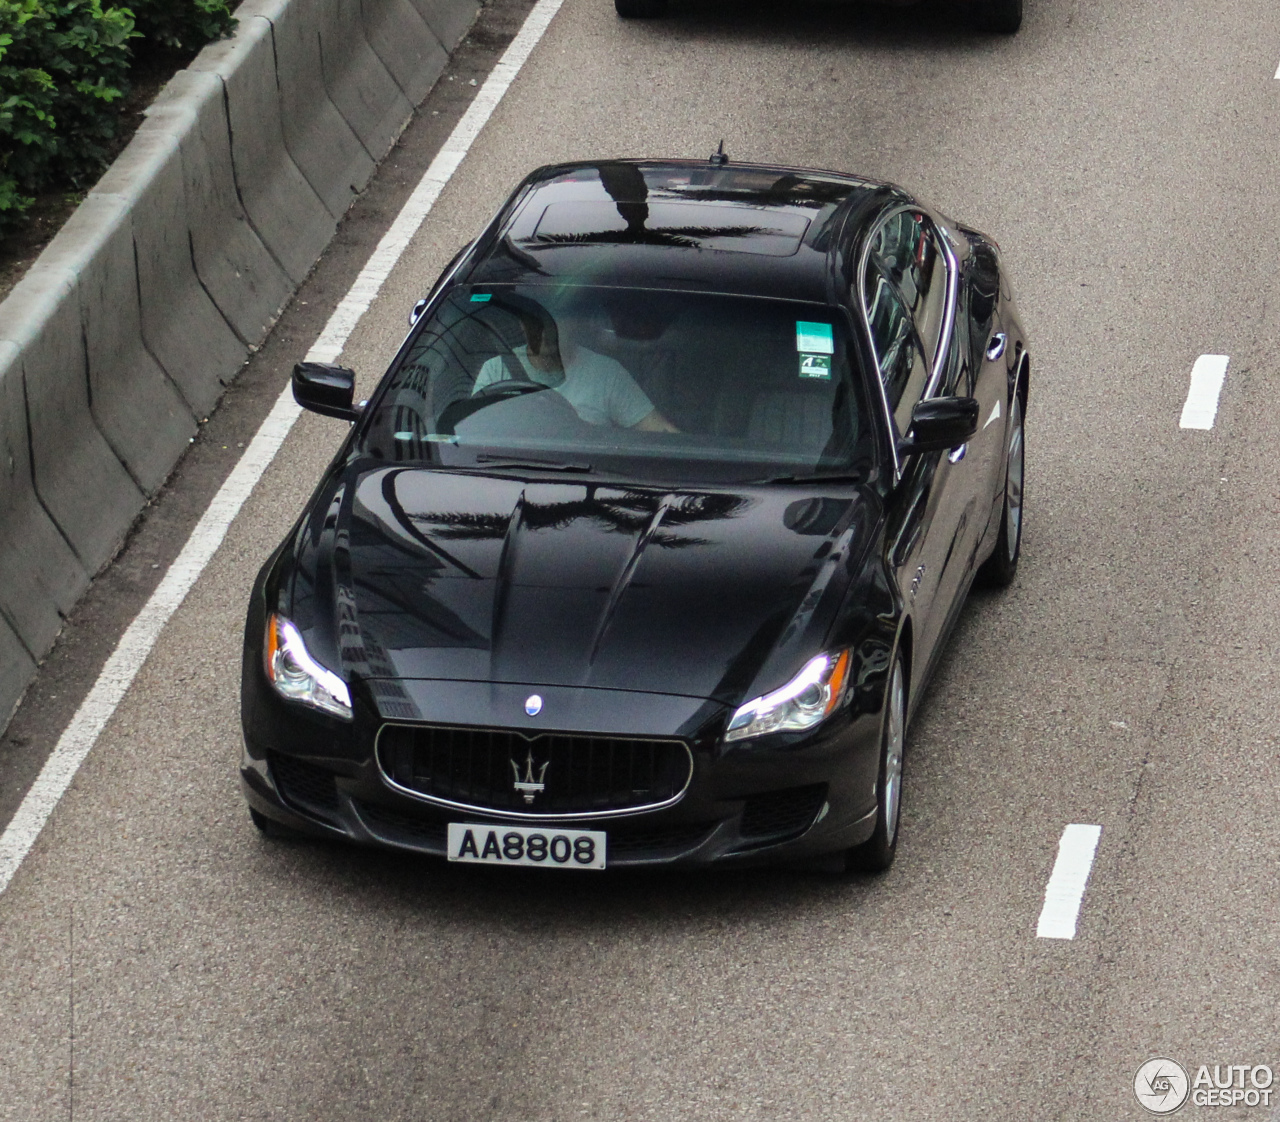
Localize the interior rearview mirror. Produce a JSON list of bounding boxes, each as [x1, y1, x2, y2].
[[898, 396, 980, 456], [293, 362, 361, 422]]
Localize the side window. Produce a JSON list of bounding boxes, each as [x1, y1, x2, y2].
[[868, 210, 950, 367], [863, 267, 931, 433]]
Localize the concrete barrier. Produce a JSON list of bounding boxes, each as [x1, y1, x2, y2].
[[361, 0, 449, 106], [0, 0, 482, 725], [0, 615, 35, 727], [31, 193, 197, 492], [408, 0, 477, 59], [95, 121, 244, 417], [265, 0, 377, 220], [190, 13, 337, 285], [319, 0, 414, 163], [145, 70, 294, 351], [0, 270, 146, 572], [0, 341, 90, 676]]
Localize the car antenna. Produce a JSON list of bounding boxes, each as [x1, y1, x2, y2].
[[709, 139, 728, 166]]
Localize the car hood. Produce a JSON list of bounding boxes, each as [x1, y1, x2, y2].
[[298, 466, 875, 707]]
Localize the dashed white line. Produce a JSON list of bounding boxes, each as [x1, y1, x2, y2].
[[0, 0, 567, 899], [1036, 824, 1102, 940], [1179, 354, 1230, 430], [1274, 59, 1280, 80]]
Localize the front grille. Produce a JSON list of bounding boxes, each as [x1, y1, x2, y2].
[[377, 723, 693, 816], [740, 784, 827, 840], [271, 753, 341, 822]]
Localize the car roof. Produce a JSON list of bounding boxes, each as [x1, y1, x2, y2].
[[465, 159, 895, 304]]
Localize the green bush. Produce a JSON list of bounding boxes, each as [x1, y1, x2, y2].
[[127, 0, 234, 54], [0, 0, 135, 228], [0, 0, 235, 234]]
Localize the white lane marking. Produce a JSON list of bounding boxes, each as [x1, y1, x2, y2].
[[0, 393, 298, 895], [1275, 59, 1280, 79], [1179, 354, 1229, 429], [982, 398, 1001, 429], [1036, 824, 1102, 940], [0, 0, 566, 899]]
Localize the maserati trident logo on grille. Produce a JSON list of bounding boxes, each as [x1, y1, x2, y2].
[[524, 694, 543, 716], [511, 748, 549, 804]]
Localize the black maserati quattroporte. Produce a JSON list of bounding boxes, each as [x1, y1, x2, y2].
[[241, 157, 1028, 873]]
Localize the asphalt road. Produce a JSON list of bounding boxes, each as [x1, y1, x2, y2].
[[4, 0, 1280, 1117]]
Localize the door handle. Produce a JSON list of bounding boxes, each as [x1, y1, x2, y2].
[[985, 332, 1007, 362]]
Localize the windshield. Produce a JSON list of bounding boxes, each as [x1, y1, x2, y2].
[[359, 285, 876, 481]]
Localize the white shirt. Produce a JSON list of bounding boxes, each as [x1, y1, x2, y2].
[[474, 345, 654, 428]]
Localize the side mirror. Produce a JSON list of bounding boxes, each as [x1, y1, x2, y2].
[[293, 362, 361, 422], [898, 395, 979, 456], [409, 298, 428, 326]]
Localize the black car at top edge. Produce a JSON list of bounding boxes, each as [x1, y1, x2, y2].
[[241, 157, 1028, 874], [612, 0, 1023, 37]]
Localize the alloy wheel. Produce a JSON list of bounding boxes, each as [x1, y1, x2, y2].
[[883, 659, 905, 846], [1005, 395, 1024, 564]]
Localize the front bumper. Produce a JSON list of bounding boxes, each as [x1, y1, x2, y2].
[[242, 761, 878, 868], [241, 684, 884, 868]]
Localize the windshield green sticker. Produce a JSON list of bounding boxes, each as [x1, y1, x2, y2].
[[796, 321, 834, 354], [799, 353, 832, 379], [470, 293, 492, 302]]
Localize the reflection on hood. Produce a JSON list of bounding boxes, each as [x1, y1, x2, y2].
[[322, 467, 870, 705]]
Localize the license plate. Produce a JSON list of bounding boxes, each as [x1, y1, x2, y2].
[[447, 823, 607, 869]]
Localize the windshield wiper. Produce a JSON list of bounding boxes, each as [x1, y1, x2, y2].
[[757, 472, 864, 485], [472, 455, 593, 473]]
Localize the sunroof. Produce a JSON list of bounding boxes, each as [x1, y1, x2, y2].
[[528, 201, 812, 257]]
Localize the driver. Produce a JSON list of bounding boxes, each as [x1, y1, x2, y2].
[[473, 300, 677, 432]]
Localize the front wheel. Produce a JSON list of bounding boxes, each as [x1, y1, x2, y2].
[[847, 655, 905, 873], [615, 0, 667, 15], [970, 0, 1022, 33], [978, 391, 1024, 587]]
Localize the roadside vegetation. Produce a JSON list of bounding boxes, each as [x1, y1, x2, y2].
[[0, 0, 236, 237]]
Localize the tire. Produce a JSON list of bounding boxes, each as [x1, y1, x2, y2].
[[978, 390, 1024, 588], [970, 0, 1022, 33], [847, 655, 905, 873], [615, 0, 667, 16]]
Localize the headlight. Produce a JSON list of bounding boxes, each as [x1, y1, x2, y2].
[[724, 650, 850, 743], [264, 613, 352, 720]]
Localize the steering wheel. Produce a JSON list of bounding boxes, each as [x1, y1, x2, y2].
[[472, 379, 552, 400], [435, 378, 551, 435]]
